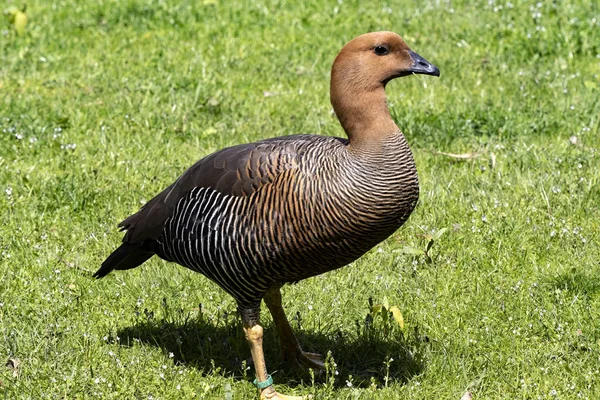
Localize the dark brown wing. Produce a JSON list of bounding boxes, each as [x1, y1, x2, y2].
[[118, 136, 306, 244]]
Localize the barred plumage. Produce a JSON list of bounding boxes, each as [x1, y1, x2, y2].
[[155, 134, 418, 308], [94, 31, 439, 399]]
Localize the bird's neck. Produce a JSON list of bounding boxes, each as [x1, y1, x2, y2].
[[330, 81, 400, 152]]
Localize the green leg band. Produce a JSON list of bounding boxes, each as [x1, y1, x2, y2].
[[253, 374, 273, 389]]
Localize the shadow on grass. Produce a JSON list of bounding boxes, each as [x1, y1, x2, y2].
[[117, 311, 424, 388], [549, 268, 600, 297]]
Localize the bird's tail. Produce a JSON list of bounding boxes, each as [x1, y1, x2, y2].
[[93, 243, 155, 278]]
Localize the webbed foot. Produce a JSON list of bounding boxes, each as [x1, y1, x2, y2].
[[283, 348, 325, 370]]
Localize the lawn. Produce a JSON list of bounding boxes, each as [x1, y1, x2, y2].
[[1, 0, 599, 398]]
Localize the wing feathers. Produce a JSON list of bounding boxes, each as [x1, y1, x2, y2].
[[119, 136, 306, 244]]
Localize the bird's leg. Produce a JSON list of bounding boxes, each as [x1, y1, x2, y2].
[[263, 287, 325, 370], [241, 307, 305, 400]]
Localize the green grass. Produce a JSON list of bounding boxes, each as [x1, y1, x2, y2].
[[1, 0, 600, 398]]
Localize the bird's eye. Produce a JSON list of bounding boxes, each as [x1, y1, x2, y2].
[[374, 46, 389, 56]]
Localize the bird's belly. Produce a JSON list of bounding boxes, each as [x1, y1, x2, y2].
[[284, 196, 418, 280], [156, 182, 417, 302]]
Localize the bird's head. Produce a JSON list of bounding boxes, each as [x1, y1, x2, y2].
[[331, 31, 440, 92], [329, 31, 440, 140]]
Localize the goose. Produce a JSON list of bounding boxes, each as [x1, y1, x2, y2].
[[94, 31, 439, 399]]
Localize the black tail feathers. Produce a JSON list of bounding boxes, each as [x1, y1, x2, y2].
[[93, 242, 155, 279]]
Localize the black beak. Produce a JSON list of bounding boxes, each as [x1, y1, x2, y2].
[[407, 50, 440, 77]]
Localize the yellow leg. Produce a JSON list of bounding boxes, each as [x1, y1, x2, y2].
[[263, 288, 325, 370], [243, 317, 306, 399]]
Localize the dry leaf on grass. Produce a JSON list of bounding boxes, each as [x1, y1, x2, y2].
[[461, 391, 473, 400], [432, 151, 482, 160], [6, 358, 20, 378]]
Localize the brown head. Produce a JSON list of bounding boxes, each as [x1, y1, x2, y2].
[[330, 32, 439, 146]]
